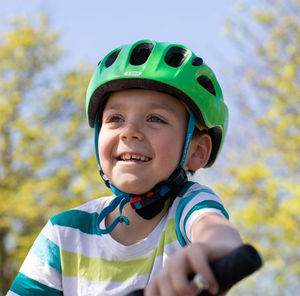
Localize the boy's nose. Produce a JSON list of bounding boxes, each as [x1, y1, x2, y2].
[[120, 123, 144, 141]]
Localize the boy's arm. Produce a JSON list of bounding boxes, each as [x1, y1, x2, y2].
[[190, 212, 243, 260], [145, 213, 242, 296], [190, 213, 243, 295]]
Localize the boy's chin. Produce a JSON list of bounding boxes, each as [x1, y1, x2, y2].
[[117, 184, 152, 195], [111, 172, 172, 195], [113, 178, 154, 195]]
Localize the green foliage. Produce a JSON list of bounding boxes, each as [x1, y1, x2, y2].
[[220, 0, 300, 294], [0, 15, 108, 294]]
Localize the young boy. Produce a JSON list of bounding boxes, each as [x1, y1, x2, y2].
[[7, 40, 242, 296]]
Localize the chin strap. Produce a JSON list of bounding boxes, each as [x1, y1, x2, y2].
[[131, 166, 187, 219], [96, 194, 130, 234], [94, 111, 195, 235], [96, 166, 187, 234]]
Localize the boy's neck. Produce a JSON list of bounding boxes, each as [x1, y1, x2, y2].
[[105, 200, 170, 246]]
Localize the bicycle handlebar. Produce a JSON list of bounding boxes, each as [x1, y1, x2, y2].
[[126, 244, 263, 296]]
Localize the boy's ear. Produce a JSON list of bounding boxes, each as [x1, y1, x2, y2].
[[185, 134, 212, 171]]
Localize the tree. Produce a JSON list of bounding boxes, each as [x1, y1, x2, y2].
[[214, 0, 300, 294], [0, 15, 107, 294]]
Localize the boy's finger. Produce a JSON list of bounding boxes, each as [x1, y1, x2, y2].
[[170, 265, 197, 295], [192, 273, 209, 292], [159, 280, 177, 296], [145, 269, 174, 296], [144, 281, 159, 296], [145, 278, 176, 296], [186, 244, 219, 295]]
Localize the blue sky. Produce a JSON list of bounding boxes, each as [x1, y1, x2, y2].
[[0, 0, 238, 79]]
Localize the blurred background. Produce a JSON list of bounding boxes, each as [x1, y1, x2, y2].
[[0, 0, 299, 295]]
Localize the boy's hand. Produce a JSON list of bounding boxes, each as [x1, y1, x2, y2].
[[145, 214, 242, 296], [144, 242, 219, 296]]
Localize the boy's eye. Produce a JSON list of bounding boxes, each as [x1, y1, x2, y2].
[[106, 115, 124, 123], [147, 115, 167, 124]]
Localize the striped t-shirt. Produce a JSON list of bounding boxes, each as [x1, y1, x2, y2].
[[7, 182, 228, 296]]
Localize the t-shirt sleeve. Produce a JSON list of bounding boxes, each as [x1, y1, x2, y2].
[[176, 184, 229, 246], [7, 220, 63, 296]]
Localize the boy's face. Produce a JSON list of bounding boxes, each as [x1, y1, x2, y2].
[[98, 89, 188, 195]]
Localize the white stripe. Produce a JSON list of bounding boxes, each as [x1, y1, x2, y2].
[[185, 209, 224, 241], [72, 196, 112, 213], [6, 291, 19, 296], [20, 252, 62, 290], [62, 275, 147, 296], [41, 220, 58, 245]]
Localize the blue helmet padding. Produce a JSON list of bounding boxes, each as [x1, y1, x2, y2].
[[94, 112, 101, 168], [180, 112, 195, 167]]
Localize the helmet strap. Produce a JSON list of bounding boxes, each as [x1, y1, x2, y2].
[[96, 193, 130, 234], [180, 111, 196, 167], [133, 166, 187, 219]]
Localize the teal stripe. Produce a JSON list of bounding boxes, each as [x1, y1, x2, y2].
[[173, 182, 196, 246], [178, 181, 196, 197], [10, 272, 62, 296], [175, 191, 199, 246], [175, 188, 228, 247], [31, 233, 61, 274], [50, 209, 99, 235], [188, 200, 229, 220], [183, 200, 230, 241]]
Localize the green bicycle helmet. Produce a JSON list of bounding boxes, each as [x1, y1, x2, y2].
[[86, 39, 228, 167]]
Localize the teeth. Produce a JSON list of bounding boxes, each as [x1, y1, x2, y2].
[[120, 153, 149, 161], [124, 153, 131, 160]]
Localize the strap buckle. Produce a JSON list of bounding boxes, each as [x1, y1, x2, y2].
[[130, 192, 155, 210]]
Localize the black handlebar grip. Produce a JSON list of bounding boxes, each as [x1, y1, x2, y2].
[[125, 244, 263, 296], [198, 244, 262, 295]]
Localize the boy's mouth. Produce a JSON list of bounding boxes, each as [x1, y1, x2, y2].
[[118, 153, 151, 162]]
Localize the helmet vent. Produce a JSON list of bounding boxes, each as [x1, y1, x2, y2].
[[130, 43, 154, 65], [165, 46, 188, 67], [197, 75, 216, 96], [105, 49, 121, 68], [192, 57, 203, 66]]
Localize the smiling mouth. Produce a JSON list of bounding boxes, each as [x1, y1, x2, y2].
[[118, 153, 151, 162]]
